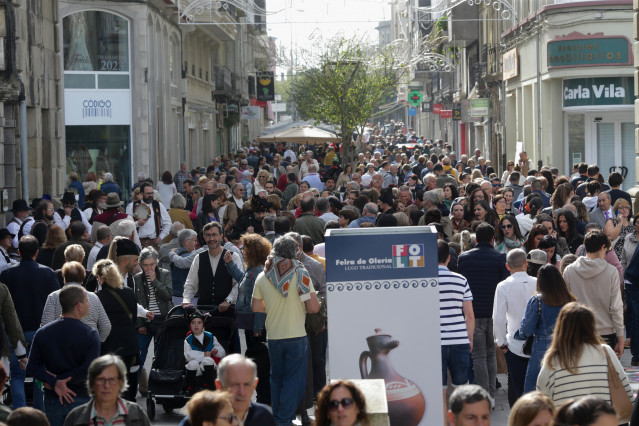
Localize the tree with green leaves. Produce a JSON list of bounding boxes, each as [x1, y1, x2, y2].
[[290, 37, 407, 164]]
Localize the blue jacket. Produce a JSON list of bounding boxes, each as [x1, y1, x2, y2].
[[100, 181, 122, 198], [68, 180, 85, 209], [171, 248, 190, 297], [457, 242, 509, 318], [227, 262, 266, 333], [1, 260, 59, 331]]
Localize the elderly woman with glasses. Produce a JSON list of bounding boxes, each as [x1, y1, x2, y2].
[[133, 247, 172, 387], [64, 354, 151, 426]]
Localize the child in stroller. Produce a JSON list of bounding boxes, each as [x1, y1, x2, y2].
[[184, 309, 225, 394]]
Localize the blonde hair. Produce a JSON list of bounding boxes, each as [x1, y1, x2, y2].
[[92, 259, 123, 289], [64, 244, 85, 262]]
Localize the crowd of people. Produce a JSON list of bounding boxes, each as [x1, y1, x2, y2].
[[0, 124, 638, 425]]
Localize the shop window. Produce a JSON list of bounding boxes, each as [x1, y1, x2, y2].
[[63, 12, 129, 72]]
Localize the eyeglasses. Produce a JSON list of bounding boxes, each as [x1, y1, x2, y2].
[[501, 224, 513, 230], [95, 377, 119, 387], [328, 398, 355, 411], [217, 413, 239, 424]]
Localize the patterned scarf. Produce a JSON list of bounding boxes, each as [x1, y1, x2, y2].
[[265, 257, 312, 300]]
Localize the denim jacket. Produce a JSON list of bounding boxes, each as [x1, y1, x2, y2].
[[515, 294, 562, 341], [226, 261, 266, 332]]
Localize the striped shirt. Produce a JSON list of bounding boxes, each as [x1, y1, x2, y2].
[[144, 275, 162, 315], [537, 344, 634, 408], [439, 265, 473, 345], [90, 397, 129, 426], [40, 284, 112, 342]]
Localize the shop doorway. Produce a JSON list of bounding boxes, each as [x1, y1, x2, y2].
[[588, 112, 635, 191]]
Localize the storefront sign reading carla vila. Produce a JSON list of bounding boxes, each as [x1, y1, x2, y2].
[[64, 90, 131, 126], [548, 32, 632, 69], [563, 77, 634, 108], [325, 227, 442, 426]]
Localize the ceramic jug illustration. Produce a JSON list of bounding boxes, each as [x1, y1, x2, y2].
[[359, 329, 426, 425]]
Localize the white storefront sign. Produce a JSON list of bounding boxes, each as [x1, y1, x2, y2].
[[240, 106, 261, 120], [64, 90, 132, 125]]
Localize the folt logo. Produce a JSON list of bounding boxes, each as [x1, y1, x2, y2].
[[392, 244, 424, 268]]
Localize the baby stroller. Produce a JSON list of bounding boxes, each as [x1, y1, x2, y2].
[[145, 305, 237, 420]]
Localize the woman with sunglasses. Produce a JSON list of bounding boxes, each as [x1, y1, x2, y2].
[[315, 381, 369, 426], [501, 160, 515, 184], [495, 215, 525, 253]]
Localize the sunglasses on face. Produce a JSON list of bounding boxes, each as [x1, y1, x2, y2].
[[501, 224, 513, 230], [328, 398, 355, 411]]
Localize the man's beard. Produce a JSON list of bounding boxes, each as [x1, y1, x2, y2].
[[45, 213, 54, 221], [143, 196, 154, 204]]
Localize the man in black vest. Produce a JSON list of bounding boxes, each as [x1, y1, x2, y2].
[[53, 191, 91, 235], [126, 182, 171, 251], [182, 222, 243, 311]]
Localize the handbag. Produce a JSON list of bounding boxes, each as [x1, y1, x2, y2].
[[522, 295, 541, 356], [603, 346, 633, 423], [236, 268, 256, 330]]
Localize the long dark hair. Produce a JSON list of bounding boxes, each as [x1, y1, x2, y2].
[[495, 214, 523, 243], [537, 264, 575, 306], [474, 199, 498, 226], [557, 210, 578, 241], [201, 194, 219, 215], [524, 224, 549, 252], [315, 381, 369, 426], [161, 170, 173, 185], [443, 182, 459, 201]]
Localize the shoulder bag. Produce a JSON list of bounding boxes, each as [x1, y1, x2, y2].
[[522, 295, 541, 356], [603, 345, 633, 423]]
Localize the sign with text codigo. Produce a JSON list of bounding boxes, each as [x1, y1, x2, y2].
[[64, 90, 131, 126]]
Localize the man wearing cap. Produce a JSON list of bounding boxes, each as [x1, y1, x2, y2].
[[6, 200, 32, 250], [126, 182, 171, 250], [182, 222, 243, 311], [0, 229, 18, 273], [82, 190, 107, 224], [53, 191, 91, 234], [91, 193, 128, 243], [2, 235, 59, 410], [376, 188, 396, 222]]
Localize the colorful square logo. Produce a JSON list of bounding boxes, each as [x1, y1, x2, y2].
[[392, 244, 425, 268]]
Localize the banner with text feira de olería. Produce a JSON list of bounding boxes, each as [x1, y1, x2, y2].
[[325, 226, 442, 426]]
